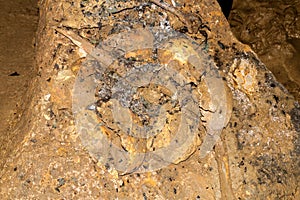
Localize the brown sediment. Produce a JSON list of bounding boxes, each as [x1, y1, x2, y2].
[[0, 0, 299, 199], [0, 0, 38, 169]]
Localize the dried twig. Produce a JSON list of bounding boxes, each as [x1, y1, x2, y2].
[[55, 28, 94, 55]]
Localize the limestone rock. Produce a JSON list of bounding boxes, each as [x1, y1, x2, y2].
[[0, 0, 299, 199]]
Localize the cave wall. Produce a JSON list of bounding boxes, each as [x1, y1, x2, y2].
[[0, 0, 299, 199]]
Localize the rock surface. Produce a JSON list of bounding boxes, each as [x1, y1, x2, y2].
[[0, 0, 299, 199], [229, 0, 300, 102], [0, 0, 38, 170]]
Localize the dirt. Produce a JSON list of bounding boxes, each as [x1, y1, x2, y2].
[[0, 0, 38, 168]]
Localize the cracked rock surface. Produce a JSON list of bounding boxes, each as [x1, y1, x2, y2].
[[0, 0, 299, 199]]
